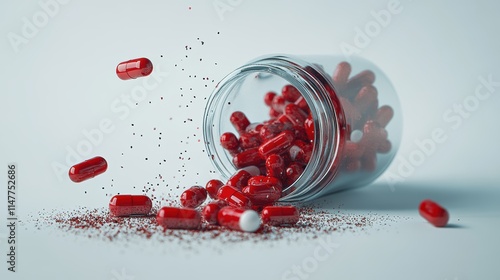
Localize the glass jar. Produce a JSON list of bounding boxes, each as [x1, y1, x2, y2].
[[203, 54, 401, 202]]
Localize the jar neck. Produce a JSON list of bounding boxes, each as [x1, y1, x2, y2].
[[203, 55, 346, 202]]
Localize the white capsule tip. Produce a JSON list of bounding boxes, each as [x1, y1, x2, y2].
[[239, 210, 261, 232]]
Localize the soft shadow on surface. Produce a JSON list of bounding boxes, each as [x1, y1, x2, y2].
[[302, 180, 499, 212]]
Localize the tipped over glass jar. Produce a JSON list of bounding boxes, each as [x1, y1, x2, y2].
[[203, 55, 401, 202]]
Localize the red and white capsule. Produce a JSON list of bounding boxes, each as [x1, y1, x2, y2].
[[261, 206, 300, 226], [180, 186, 207, 208], [217, 207, 261, 232], [156, 207, 201, 229], [68, 156, 108, 183], [116, 57, 153, 80], [109, 195, 152, 217]]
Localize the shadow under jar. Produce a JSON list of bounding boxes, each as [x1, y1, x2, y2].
[[203, 54, 402, 202]]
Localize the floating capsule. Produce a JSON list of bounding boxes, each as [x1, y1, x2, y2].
[[116, 57, 153, 80], [68, 156, 107, 183]]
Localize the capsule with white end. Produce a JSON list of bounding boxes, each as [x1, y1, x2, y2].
[[217, 207, 261, 232]]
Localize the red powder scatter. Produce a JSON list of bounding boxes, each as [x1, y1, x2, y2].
[[28, 204, 401, 246]]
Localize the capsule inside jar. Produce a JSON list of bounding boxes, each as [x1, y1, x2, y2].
[[203, 55, 401, 202]]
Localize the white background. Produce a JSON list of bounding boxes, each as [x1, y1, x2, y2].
[[1, 0, 499, 279]]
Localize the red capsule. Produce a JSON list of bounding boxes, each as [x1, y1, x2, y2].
[[344, 141, 365, 159], [259, 122, 285, 141], [377, 139, 392, 153], [248, 175, 283, 190], [245, 123, 264, 134], [282, 84, 301, 102], [220, 132, 240, 150], [271, 95, 286, 113], [242, 184, 281, 206], [116, 57, 153, 80], [202, 200, 227, 225], [284, 103, 307, 126], [354, 85, 378, 113], [332, 61, 352, 90], [261, 206, 299, 226], [344, 70, 376, 99], [217, 207, 261, 232], [375, 105, 394, 128], [265, 154, 285, 179], [109, 195, 152, 217], [230, 111, 251, 134], [180, 186, 207, 208], [205, 179, 224, 199], [362, 120, 388, 147], [419, 199, 449, 227], [294, 96, 310, 113], [156, 207, 201, 229], [259, 130, 295, 158], [232, 147, 265, 168], [264, 91, 277, 106], [226, 170, 252, 190], [217, 185, 252, 208], [68, 156, 107, 183], [239, 132, 261, 149], [304, 115, 315, 142]]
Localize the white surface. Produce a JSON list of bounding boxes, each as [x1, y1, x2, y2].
[[1, 0, 499, 279]]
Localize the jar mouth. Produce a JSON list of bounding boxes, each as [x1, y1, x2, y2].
[[203, 55, 344, 202]]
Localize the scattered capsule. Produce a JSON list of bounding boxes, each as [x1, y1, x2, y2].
[[202, 200, 227, 225], [109, 195, 152, 217], [217, 185, 252, 208], [217, 207, 261, 232], [180, 186, 207, 208], [116, 57, 153, 80], [68, 156, 107, 183], [205, 179, 224, 199], [419, 199, 449, 227], [344, 70, 376, 99], [156, 207, 201, 229], [261, 206, 299, 226]]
